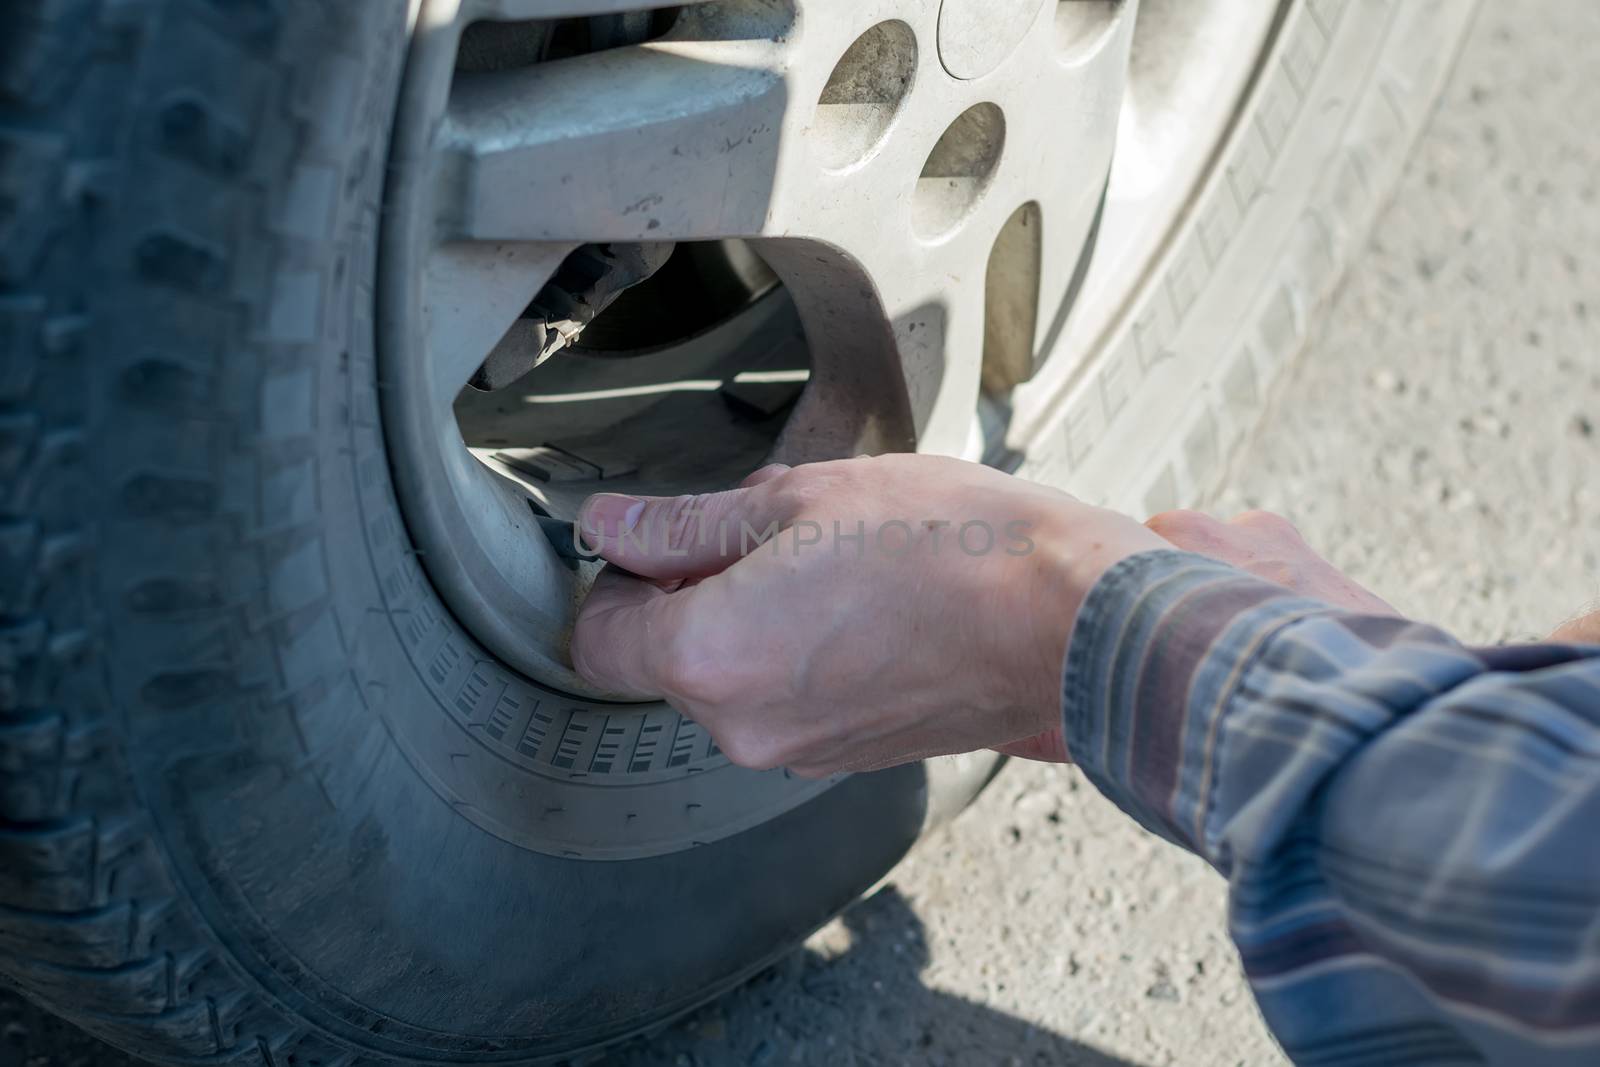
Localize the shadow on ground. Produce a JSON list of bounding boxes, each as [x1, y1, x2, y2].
[[605, 887, 1146, 1067], [0, 887, 1141, 1067]]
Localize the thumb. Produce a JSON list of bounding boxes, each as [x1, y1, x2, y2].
[[570, 568, 682, 698], [578, 468, 794, 581]]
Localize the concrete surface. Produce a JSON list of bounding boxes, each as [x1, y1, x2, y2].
[[5, 1, 1599, 1064]]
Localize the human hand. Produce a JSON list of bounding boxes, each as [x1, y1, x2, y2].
[[1144, 508, 1398, 615], [570, 455, 1168, 777]]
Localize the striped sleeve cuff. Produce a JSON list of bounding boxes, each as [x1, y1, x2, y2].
[[1061, 550, 1330, 861]]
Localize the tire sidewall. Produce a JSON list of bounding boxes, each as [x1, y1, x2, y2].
[[94, 1, 923, 1060]]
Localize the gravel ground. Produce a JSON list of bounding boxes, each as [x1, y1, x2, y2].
[[6, 2, 1599, 1064]]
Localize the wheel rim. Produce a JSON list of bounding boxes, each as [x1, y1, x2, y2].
[[376, 0, 1279, 857]]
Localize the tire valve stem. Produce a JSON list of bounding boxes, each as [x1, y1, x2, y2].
[[533, 508, 645, 580], [533, 513, 587, 561]]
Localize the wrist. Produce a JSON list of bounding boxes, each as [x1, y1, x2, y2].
[[1009, 505, 1170, 720]]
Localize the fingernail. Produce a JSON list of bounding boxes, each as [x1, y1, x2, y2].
[[581, 494, 646, 540]]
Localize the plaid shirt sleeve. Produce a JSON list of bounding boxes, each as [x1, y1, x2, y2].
[[1062, 549, 1600, 1067]]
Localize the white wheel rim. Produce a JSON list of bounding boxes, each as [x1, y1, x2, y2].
[[372, 0, 1283, 856]]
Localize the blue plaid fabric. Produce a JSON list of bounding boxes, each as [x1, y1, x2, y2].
[[1063, 550, 1600, 1066]]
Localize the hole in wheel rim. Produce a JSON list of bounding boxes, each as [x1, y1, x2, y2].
[[913, 102, 1006, 239], [812, 20, 917, 172], [982, 202, 1043, 394]]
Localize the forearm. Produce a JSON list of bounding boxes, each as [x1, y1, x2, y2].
[[1062, 550, 1600, 1047]]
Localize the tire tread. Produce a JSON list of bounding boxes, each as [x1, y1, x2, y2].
[[0, 2, 354, 1063]]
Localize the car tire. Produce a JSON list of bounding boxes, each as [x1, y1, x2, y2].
[[0, 1, 1476, 1064]]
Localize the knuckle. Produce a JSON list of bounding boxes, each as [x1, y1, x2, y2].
[[1146, 509, 1215, 541], [657, 493, 711, 554], [768, 464, 852, 518], [747, 462, 791, 485], [1232, 509, 1298, 536], [716, 729, 784, 771], [770, 476, 822, 518], [568, 620, 607, 685], [658, 653, 708, 703], [1253, 559, 1299, 588], [657, 637, 732, 707]]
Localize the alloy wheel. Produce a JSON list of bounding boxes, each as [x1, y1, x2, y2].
[[378, 0, 1281, 855]]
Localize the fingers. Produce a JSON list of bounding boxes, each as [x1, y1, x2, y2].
[[1146, 509, 1230, 556], [578, 469, 797, 581], [570, 568, 684, 698], [1147, 508, 1302, 563], [1550, 606, 1600, 644], [1228, 509, 1299, 536], [740, 462, 791, 488], [1149, 509, 1402, 616]]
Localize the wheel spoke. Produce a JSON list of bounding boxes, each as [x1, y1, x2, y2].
[[438, 37, 788, 243], [893, 273, 989, 459], [978, 0, 1135, 384], [761, 237, 989, 462]]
